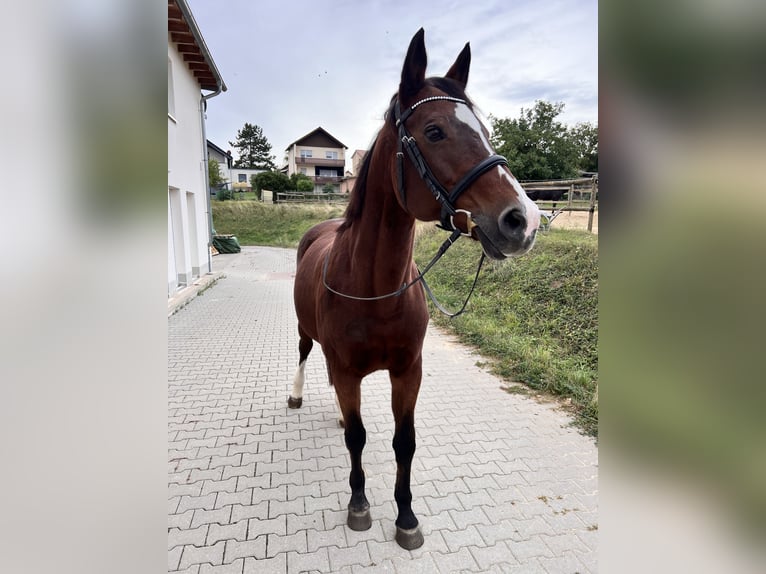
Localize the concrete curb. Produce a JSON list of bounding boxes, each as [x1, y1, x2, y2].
[[167, 271, 225, 317]]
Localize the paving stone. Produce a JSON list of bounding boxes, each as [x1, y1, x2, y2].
[[178, 541, 225, 569], [430, 547, 479, 572], [242, 554, 286, 574], [169, 545, 183, 570], [246, 516, 286, 539], [229, 501, 268, 523], [328, 542, 373, 571], [287, 547, 330, 573], [199, 560, 244, 574], [169, 509, 195, 530], [307, 524, 347, 552], [265, 530, 307, 557], [215, 489, 252, 509], [201, 477, 237, 496], [169, 525, 209, 549], [169, 247, 598, 574], [223, 537, 266, 562], [206, 521, 247, 545], [191, 507, 231, 529], [177, 493, 217, 513]]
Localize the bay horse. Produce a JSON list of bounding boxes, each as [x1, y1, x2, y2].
[[289, 28, 540, 550]]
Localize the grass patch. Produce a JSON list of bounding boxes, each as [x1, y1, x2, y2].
[[212, 201, 346, 248], [414, 226, 598, 436]]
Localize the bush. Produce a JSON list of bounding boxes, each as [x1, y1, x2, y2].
[[249, 175, 262, 201], [297, 178, 314, 192], [216, 188, 233, 201]]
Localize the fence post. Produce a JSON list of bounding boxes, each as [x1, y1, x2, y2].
[[587, 177, 597, 232]]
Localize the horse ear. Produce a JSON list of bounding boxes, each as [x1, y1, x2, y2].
[[400, 28, 427, 101], [445, 42, 471, 88]]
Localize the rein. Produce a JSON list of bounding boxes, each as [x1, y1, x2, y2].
[[322, 227, 486, 318], [322, 95, 506, 318]]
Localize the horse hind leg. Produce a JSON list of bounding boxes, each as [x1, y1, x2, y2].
[[288, 326, 313, 409]]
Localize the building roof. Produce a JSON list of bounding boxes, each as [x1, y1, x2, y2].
[[168, 0, 227, 93], [285, 127, 347, 151], [206, 140, 230, 157]]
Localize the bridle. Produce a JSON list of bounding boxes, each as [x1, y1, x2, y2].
[[394, 95, 510, 235], [323, 94, 510, 317]]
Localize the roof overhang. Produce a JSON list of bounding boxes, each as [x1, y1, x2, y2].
[[168, 0, 227, 93]]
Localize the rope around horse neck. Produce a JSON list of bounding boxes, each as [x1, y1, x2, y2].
[[321, 227, 485, 317]]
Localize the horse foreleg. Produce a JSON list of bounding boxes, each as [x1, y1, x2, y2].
[[288, 327, 313, 408], [390, 360, 424, 550], [332, 371, 371, 531]]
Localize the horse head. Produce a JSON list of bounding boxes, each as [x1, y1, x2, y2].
[[389, 28, 540, 259]]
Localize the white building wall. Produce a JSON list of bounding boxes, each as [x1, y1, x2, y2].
[[168, 36, 212, 296], [230, 168, 265, 187]]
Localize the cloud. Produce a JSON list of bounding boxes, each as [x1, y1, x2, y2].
[[188, 0, 597, 165]]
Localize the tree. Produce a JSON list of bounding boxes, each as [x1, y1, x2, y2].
[[208, 158, 227, 189], [254, 171, 291, 202], [569, 122, 598, 173], [490, 101, 581, 180], [228, 123, 277, 170]]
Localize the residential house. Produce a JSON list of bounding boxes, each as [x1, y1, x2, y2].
[[206, 140, 232, 189], [207, 141, 267, 192], [285, 127, 347, 193], [230, 167, 266, 191], [168, 0, 226, 297], [339, 149, 367, 194]]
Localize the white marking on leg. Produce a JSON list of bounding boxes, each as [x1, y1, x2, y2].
[[291, 360, 306, 400]]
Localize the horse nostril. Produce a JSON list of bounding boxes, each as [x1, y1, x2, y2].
[[501, 208, 526, 234]]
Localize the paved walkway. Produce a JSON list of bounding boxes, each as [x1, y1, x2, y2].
[[168, 247, 598, 573]]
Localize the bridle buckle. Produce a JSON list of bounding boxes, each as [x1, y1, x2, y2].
[[451, 209, 476, 237]]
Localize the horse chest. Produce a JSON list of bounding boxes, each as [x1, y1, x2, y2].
[[321, 315, 425, 373]]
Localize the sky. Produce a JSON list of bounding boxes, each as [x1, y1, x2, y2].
[[186, 0, 597, 171]]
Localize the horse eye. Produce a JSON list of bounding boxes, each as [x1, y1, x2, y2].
[[424, 125, 445, 142]]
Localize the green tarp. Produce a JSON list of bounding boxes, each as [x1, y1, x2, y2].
[[212, 235, 241, 254]]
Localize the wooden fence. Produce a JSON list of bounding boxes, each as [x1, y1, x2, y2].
[[271, 175, 599, 232], [521, 176, 598, 232], [274, 192, 350, 204]]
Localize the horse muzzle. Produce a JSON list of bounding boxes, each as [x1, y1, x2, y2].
[[473, 205, 540, 260]]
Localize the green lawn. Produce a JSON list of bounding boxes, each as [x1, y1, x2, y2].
[[211, 200, 346, 248], [414, 226, 598, 435]]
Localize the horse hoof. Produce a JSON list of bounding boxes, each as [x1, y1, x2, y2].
[[395, 525, 424, 550], [347, 508, 372, 531], [287, 396, 302, 409]]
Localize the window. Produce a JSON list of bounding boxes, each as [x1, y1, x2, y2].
[[300, 149, 313, 158], [325, 151, 338, 159], [319, 169, 337, 177], [299, 168, 307, 175], [238, 174, 247, 183]]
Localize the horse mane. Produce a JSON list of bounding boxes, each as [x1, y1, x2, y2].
[[338, 78, 474, 232]]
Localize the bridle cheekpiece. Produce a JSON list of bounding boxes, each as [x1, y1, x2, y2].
[[394, 96, 510, 235]]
